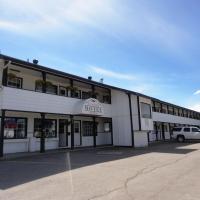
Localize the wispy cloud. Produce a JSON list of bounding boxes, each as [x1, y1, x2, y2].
[[89, 65, 135, 80], [188, 104, 200, 112], [194, 90, 200, 95], [0, 0, 192, 52]]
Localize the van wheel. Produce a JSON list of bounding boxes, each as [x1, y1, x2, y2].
[[177, 135, 185, 143]]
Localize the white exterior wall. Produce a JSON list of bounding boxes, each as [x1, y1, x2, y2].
[[139, 96, 153, 131], [1, 87, 112, 118], [152, 112, 200, 126], [111, 89, 132, 146]]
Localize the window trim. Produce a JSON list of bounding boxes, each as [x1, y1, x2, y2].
[[33, 118, 57, 138], [7, 76, 23, 89], [0, 116, 28, 139], [59, 86, 69, 97], [140, 102, 152, 119]]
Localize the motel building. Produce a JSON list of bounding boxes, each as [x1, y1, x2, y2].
[[0, 54, 200, 157]]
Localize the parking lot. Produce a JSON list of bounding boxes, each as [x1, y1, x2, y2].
[[1, 142, 200, 200]]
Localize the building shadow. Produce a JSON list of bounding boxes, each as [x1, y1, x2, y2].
[[0, 141, 198, 190]]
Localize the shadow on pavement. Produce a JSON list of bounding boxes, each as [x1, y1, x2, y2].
[[0, 141, 198, 190]]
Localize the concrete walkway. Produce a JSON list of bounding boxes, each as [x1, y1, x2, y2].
[[0, 142, 200, 200]]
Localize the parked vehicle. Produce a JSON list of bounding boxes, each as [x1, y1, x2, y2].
[[172, 126, 200, 142]]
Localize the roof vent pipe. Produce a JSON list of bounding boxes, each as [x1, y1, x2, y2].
[[33, 59, 39, 64], [88, 76, 92, 80]]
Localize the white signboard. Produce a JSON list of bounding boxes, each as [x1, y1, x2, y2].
[[80, 98, 104, 116]]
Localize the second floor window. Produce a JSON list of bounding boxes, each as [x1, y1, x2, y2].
[[141, 103, 151, 119], [7, 76, 22, 89]]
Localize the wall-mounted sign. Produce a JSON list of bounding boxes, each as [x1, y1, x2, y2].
[[80, 98, 104, 116]]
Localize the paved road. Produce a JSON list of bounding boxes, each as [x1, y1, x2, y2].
[[1, 142, 200, 200]]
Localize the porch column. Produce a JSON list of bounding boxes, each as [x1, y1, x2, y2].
[[42, 71, 46, 93], [0, 110, 5, 157], [2, 67, 8, 86], [162, 122, 165, 140], [70, 115, 74, 149], [93, 117, 96, 147], [40, 113, 45, 153]]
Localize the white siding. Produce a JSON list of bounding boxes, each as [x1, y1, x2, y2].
[[152, 112, 200, 126], [111, 89, 132, 146], [1, 87, 112, 117]]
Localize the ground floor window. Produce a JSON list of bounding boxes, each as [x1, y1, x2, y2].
[[3, 117, 27, 139], [82, 121, 98, 136], [34, 119, 57, 138], [104, 122, 111, 132]]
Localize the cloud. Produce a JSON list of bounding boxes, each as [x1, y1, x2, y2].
[[89, 65, 135, 80], [194, 90, 200, 95], [0, 0, 191, 52], [188, 104, 200, 112]]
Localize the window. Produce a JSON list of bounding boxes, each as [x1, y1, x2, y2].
[[104, 122, 111, 132], [164, 123, 169, 132], [46, 84, 57, 95], [7, 76, 22, 89], [184, 128, 190, 132], [59, 119, 68, 134], [172, 127, 182, 132], [3, 117, 27, 139], [35, 81, 43, 92], [74, 121, 80, 133], [103, 95, 111, 104], [59, 86, 68, 97], [82, 91, 91, 99], [192, 128, 199, 132], [82, 121, 97, 136], [34, 119, 57, 138], [72, 90, 81, 98], [140, 103, 151, 118]]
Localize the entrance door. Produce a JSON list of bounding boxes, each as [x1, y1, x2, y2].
[[59, 119, 69, 147], [74, 120, 81, 146]]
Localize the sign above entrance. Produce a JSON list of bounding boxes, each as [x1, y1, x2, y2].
[[80, 98, 104, 116]]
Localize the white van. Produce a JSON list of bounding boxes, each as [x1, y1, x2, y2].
[[172, 126, 200, 142]]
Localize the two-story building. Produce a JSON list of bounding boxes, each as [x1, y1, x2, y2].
[[0, 54, 200, 156]]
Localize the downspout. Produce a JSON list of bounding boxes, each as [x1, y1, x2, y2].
[[127, 93, 134, 147], [137, 96, 141, 131]]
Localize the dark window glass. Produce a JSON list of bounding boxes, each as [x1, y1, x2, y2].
[[46, 84, 57, 95], [184, 128, 190, 132], [72, 90, 81, 98], [34, 119, 57, 138], [59, 87, 68, 96], [140, 103, 151, 118], [7, 77, 22, 88], [192, 128, 199, 132], [172, 127, 182, 132], [35, 81, 43, 92], [59, 119, 68, 134], [103, 95, 111, 104], [82, 121, 97, 136], [82, 91, 91, 99], [3, 118, 27, 139]]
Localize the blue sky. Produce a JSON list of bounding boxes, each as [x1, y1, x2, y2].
[[1, 0, 200, 110]]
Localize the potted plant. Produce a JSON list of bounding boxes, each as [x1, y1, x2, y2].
[[35, 79, 45, 87]]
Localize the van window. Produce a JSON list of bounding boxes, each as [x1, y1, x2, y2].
[[173, 127, 182, 132], [184, 128, 190, 132], [192, 128, 199, 132]]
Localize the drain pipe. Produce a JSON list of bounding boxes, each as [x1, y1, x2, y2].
[[127, 93, 134, 147]]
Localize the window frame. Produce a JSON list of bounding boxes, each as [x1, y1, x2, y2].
[[59, 86, 68, 97], [140, 102, 152, 119], [7, 76, 23, 89], [1, 117, 28, 139], [34, 118, 57, 138]]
